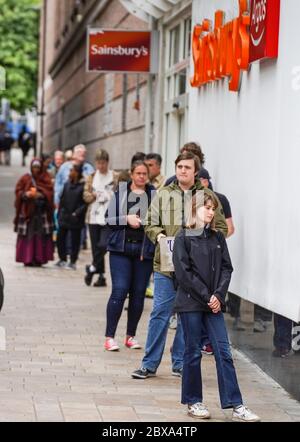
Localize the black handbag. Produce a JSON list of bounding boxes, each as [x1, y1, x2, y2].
[[0, 267, 4, 312]]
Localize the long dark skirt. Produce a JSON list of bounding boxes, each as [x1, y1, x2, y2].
[[16, 234, 54, 265], [16, 212, 54, 265]]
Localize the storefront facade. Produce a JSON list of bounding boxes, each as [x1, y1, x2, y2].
[[189, 0, 300, 322]]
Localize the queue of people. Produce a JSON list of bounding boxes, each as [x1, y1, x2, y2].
[[13, 140, 299, 423]]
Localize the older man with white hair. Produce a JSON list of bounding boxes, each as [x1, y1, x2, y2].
[[54, 144, 94, 207]]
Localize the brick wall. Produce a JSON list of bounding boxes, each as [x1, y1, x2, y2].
[[40, 0, 149, 170]]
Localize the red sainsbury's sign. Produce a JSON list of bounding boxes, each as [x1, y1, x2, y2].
[[87, 29, 157, 73], [191, 0, 280, 92]]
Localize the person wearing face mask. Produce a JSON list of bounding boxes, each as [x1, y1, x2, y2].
[[14, 158, 54, 266]]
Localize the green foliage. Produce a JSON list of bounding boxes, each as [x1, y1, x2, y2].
[[0, 0, 40, 113]]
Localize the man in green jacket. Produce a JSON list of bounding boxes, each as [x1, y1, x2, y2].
[[132, 151, 227, 379]]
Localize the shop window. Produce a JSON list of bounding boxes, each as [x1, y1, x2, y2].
[[184, 18, 192, 59], [163, 13, 191, 176], [165, 17, 191, 100], [169, 25, 180, 67]]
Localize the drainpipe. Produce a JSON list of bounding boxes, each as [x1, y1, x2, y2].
[[144, 17, 157, 154], [38, 0, 47, 155]]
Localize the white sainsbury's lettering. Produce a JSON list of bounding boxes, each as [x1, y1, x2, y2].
[[91, 44, 149, 58]]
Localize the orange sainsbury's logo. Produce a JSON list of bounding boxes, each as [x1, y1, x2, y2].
[[191, 0, 250, 92], [191, 0, 280, 92]]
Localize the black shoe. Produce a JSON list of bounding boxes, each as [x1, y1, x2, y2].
[[172, 368, 183, 377], [131, 367, 156, 379], [93, 275, 107, 287], [84, 265, 95, 286]]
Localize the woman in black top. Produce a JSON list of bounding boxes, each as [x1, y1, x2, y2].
[[173, 192, 260, 422], [104, 161, 155, 351], [56, 164, 87, 270]]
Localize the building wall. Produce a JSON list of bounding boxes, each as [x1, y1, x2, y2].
[[190, 0, 300, 321], [39, 0, 149, 169]]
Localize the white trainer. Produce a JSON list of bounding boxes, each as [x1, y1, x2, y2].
[[232, 405, 261, 422], [187, 402, 211, 419]]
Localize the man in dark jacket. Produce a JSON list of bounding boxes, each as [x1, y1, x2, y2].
[[0, 128, 14, 166], [18, 126, 32, 167]]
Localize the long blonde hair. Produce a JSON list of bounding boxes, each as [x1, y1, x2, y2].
[[185, 192, 218, 230]]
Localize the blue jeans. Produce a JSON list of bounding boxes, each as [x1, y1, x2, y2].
[[273, 313, 293, 351], [106, 242, 153, 338], [180, 311, 243, 409], [201, 328, 210, 348], [142, 272, 185, 372]]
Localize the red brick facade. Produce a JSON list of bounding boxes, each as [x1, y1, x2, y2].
[[38, 0, 149, 169]]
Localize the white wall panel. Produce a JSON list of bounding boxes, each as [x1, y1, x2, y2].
[[189, 0, 300, 321]]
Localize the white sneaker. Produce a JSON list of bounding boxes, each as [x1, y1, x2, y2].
[[55, 260, 67, 268], [232, 405, 261, 422], [65, 263, 76, 271], [253, 319, 267, 333], [187, 402, 211, 419]]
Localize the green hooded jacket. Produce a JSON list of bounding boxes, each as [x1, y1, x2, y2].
[[144, 180, 228, 277]]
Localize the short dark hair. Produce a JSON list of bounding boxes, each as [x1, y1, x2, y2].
[[131, 160, 149, 174], [145, 153, 162, 166], [175, 152, 200, 173], [180, 142, 205, 165], [41, 153, 52, 162], [72, 164, 84, 180], [131, 152, 146, 165]]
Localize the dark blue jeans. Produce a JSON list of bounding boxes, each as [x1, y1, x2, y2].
[[273, 313, 293, 351], [106, 242, 153, 338], [180, 311, 243, 409]]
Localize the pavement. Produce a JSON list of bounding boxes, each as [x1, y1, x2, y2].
[[0, 160, 300, 422]]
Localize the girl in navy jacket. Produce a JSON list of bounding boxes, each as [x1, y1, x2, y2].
[[173, 192, 260, 422]]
